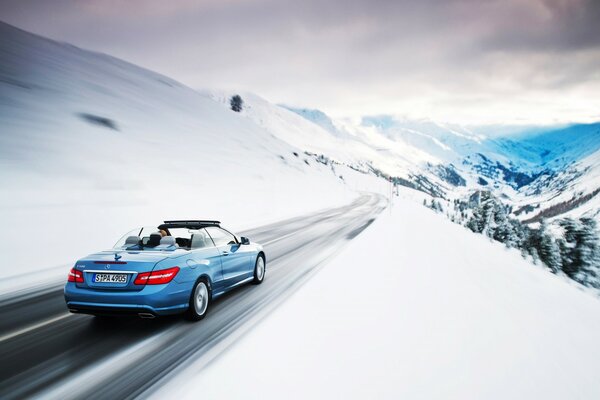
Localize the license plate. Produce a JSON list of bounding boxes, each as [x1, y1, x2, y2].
[[94, 273, 128, 283]]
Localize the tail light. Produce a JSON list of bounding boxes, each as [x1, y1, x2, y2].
[[68, 268, 84, 283], [134, 267, 179, 285]]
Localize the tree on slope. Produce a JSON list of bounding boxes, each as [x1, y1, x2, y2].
[[558, 217, 600, 287], [467, 196, 518, 245], [467, 199, 492, 234], [537, 220, 562, 273], [574, 218, 600, 288], [230, 94, 243, 112]]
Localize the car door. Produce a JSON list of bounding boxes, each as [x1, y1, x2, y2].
[[205, 227, 248, 288], [186, 229, 224, 292]]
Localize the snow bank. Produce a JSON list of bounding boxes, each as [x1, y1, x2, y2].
[[154, 189, 600, 400]]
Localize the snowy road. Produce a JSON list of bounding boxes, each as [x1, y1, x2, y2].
[[0, 193, 386, 399]]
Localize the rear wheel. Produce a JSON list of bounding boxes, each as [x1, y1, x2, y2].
[[252, 255, 266, 284], [184, 279, 210, 321]]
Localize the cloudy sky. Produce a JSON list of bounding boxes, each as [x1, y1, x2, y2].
[[1, 0, 599, 125]]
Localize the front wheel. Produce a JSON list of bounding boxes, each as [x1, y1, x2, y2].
[[252, 255, 266, 285], [184, 279, 210, 321]]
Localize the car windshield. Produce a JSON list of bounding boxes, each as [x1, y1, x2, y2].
[[113, 226, 215, 250]]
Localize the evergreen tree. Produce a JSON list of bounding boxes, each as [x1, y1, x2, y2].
[[429, 199, 443, 213], [557, 217, 600, 287], [436, 200, 444, 212], [557, 238, 574, 276], [506, 219, 527, 249], [529, 246, 540, 265], [574, 218, 600, 288], [492, 204, 513, 244], [524, 225, 542, 260], [466, 201, 486, 233], [230, 94, 243, 112], [463, 192, 600, 289], [558, 218, 580, 278], [538, 220, 562, 273]]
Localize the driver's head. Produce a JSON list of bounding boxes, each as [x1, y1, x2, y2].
[[159, 229, 168, 237]]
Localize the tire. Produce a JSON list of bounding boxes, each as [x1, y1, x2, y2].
[[184, 279, 211, 321], [252, 255, 266, 285]]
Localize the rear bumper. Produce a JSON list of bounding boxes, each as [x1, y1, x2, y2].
[[66, 301, 187, 317], [64, 281, 191, 316]]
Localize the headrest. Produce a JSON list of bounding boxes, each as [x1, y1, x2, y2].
[[191, 232, 211, 249], [147, 233, 162, 247], [160, 236, 176, 246], [125, 236, 141, 245]]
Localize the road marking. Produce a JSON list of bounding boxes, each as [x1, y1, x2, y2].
[[0, 313, 70, 342]]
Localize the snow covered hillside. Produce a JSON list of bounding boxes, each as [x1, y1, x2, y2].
[[0, 19, 598, 287], [270, 106, 600, 288], [152, 189, 600, 400], [205, 92, 447, 195], [0, 21, 385, 279], [284, 108, 600, 224]]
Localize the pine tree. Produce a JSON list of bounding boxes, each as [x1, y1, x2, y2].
[[467, 200, 489, 233], [525, 225, 542, 260], [558, 218, 580, 278], [512, 219, 529, 249], [538, 220, 562, 273], [529, 246, 541, 265], [230, 95, 243, 112], [557, 217, 600, 287], [557, 238, 574, 276], [492, 203, 512, 245], [574, 218, 600, 288], [436, 200, 444, 212]]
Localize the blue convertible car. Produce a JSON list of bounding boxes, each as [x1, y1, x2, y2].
[[64, 220, 266, 321]]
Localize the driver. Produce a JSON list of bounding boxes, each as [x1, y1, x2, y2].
[[159, 229, 168, 237]]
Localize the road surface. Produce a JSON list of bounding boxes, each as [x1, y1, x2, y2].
[[0, 193, 385, 399]]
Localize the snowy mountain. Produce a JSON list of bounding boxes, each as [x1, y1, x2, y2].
[[206, 92, 451, 197], [500, 123, 600, 168], [1, 18, 599, 400], [0, 19, 598, 281], [0, 21, 384, 277], [278, 106, 343, 137], [286, 109, 600, 224]]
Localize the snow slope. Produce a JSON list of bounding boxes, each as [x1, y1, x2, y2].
[[514, 149, 600, 222], [512, 123, 600, 168], [0, 21, 384, 279], [1, 17, 598, 284], [153, 188, 600, 400], [206, 91, 444, 185]]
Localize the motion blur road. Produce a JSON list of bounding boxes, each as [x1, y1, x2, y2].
[[0, 193, 386, 400]]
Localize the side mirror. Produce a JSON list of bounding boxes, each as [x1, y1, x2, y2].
[[240, 236, 250, 245]]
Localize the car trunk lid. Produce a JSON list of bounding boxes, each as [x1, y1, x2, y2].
[[75, 251, 169, 291]]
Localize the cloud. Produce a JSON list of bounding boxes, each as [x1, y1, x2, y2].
[[0, 0, 599, 124]]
